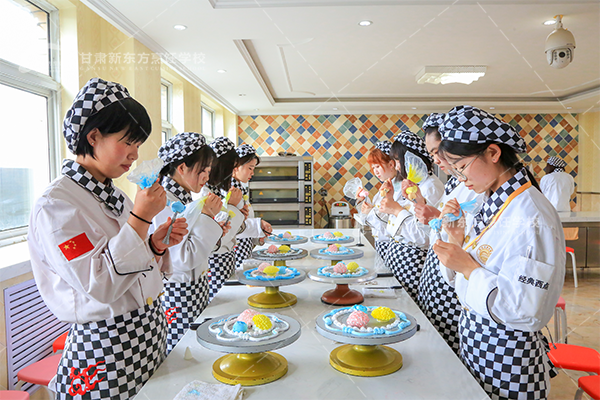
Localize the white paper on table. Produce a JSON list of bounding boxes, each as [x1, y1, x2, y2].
[[173, 380, 244, 400]]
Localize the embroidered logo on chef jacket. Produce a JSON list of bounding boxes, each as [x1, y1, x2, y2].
[[476, 244, 493, 264], [59, 233, 94, 261]]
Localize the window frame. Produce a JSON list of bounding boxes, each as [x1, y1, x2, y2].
[[201, 103, 215, 139], [0, 0, 61, 245], [161, 78, 173, 143]]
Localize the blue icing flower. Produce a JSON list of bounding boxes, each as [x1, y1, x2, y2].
[[278, 267, 287, 274], [373, 327, 385, 335], [232, 321, 248, 333], [325, 317, 333, 325], [352, 304, 368, 312], [339, 247, 348, 252]]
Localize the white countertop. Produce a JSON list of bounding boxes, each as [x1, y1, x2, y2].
[[136, 229, 488, 400], [559, 211, 600, 223]]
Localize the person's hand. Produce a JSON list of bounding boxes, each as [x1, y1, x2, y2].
[[361, 201, 374, 215], [440, 199, 465, 245], [132, 181, 167, 221], [402, 179, 425, 204], [218, 220, 231, 235], [414, 204, 441, 225], [356, 188, 369, 201], [261, 220, 272, 236], [379, 179, 394, 198], [379, 197, 403, 216], [152, 217, 188, 251], [202, 192, 222, 218], [228, 187, 243, 206], [433, 240, 480, 279], [240, 204, 250, 219]]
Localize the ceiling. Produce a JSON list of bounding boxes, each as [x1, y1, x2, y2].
[[84, 0, 600, 115]]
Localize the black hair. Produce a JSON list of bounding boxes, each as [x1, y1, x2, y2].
[[438, 141, 540, 191], [208, 148, 239, 192], [76, 98, 151, 158], [159, 145, 216, 180], [423, 126, 441, 141], [389, 140, 434, 180], [234, 153, 261, 169]]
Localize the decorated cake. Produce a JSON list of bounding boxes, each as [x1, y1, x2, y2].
[[318, 243, 353, 256], [313, 231, 350, 242], [317, 262, 367, 278], [257, 245, 302, 257], [322, 305, 411, 337], [208, 309, 290, 342], [244, 263, 301, 281], [270, 231, 301, 242]]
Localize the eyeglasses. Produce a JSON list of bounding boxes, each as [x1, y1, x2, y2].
[[450, 154, 480, 180]]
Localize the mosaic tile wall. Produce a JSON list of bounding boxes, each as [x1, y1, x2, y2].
[[238, 113, 578, 227]]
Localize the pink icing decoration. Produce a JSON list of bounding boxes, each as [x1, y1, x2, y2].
[[257, 262, 271, 272], [283, 232, 293, 238], [323, 232, 335, 239], [346, 311, 369, 328], [327, 244, 338, 253], [237, 309, 260, 324], [267, 245, 278, 254], [333, 263, 347, 274]]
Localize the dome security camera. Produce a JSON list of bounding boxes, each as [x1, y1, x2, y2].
[[545, 15, 576, 69]]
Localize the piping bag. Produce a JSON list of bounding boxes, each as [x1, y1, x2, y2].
[[428, 197, 484, 240], [127, 158, 164, 189], [344, 177, 371, 205], [404, 152, 428, 203], [163, 201, 186, 245]]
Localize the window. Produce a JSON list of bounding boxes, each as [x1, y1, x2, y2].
[[0, 0, 60, 245], [202, 104, 215, 139], [161, 79, 173, 143]]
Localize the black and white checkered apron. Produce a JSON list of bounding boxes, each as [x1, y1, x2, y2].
[[374, 240, 391, 272], [385, 240, 427, 300], [161, 276, 209, 354], [54, 299, 167, 400], [207, 252, 235, 302], [234, 237, 254, 270], [459, 310, 556, 400], [416, 248, 462, 354]]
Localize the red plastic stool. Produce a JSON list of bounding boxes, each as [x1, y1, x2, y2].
[[548, 343, 600, 374], [16, 353, 62, 390], [0, 391, 30, 400], [566, 246, 578, 288], [575, 375, 600, 400], [554, 296, 568, 343], [52, 331, 69, 353]]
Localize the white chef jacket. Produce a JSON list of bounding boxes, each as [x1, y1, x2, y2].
[[197, 186, 244, 254], [28, 176, 169, 324], [362, 177, 405, 241], [439, 186, 565, 332], [234, 198, 263, 240], [153, 192, 222, 284], [540, 171, 574, 212], [386, 174, 444, 248]]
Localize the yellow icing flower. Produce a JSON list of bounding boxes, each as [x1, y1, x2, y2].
[[252, 314, 272, 330], [279, 245, 291, 253], [371, 306, 395, 322], [333, 231, 344, 237], [228, 210, 236, 219], [243, 194, 249, 202], [335, 243, 342, 249], [346, 262, 359, 272], [263, 265, 279, 276]]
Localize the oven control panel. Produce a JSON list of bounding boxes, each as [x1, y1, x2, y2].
[[304, 185, 312, 203], [304, 162, 312, 181], [304, 206, 312, 226]]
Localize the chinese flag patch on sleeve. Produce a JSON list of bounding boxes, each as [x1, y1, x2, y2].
[[58, 233, 95, 261]]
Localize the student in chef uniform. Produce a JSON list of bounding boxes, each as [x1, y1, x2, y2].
[[200, 137, 245, 301], [154, 132, 229, 353], [28, 78, 188, 399], [540, 156, 574, 212], [231, 144, 272, 269], [411, 113, 480, 354], [433, 105, 564, 400], [378, 130, 444, 299], [359, 141, 403, 270]]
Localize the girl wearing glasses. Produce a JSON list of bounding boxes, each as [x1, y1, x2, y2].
[[378, 131, 444, 300], [411, 113, 481, 355], [434, 105, 564, 400]]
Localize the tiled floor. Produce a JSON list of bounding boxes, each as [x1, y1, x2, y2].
[[548, 268, 600, 400]]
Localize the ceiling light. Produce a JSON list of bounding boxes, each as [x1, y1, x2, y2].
[[411, 107, 417, 110], [543, 19, 557, 26], [217, 69, 227, 73], [416, 66, 486, 85], [173, 24, 187, 30], [358, 20, 372, 26], [254, 108, 260, 111], [489, 107, 495, 110], [333, 107, 338, 111], [566, 106, 572, 109]]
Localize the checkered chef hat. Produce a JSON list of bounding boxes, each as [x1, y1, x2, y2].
[[547, 156, 567, 170], [158, 132, 206, 165], [209, 137, 235, 158], [393, 130, 432, 162], [236, 143, 257, 158], [374, 140, 392, 155], [440, 105, 527, 153], [422, 113, 446, 131], [63, 77, 131, 154]]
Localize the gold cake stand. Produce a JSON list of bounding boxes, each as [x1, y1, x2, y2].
[[236, 269, 306, 309], [315, 308, 418, 377], [197, 313, 301, 386]]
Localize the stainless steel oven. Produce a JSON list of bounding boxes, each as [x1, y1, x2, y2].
[[249, 181, 312, 204], [252, 203, 312, 227], [252, 157, 312, 182]]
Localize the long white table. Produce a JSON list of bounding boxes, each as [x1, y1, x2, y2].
[[136, 229, 488, 400]]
